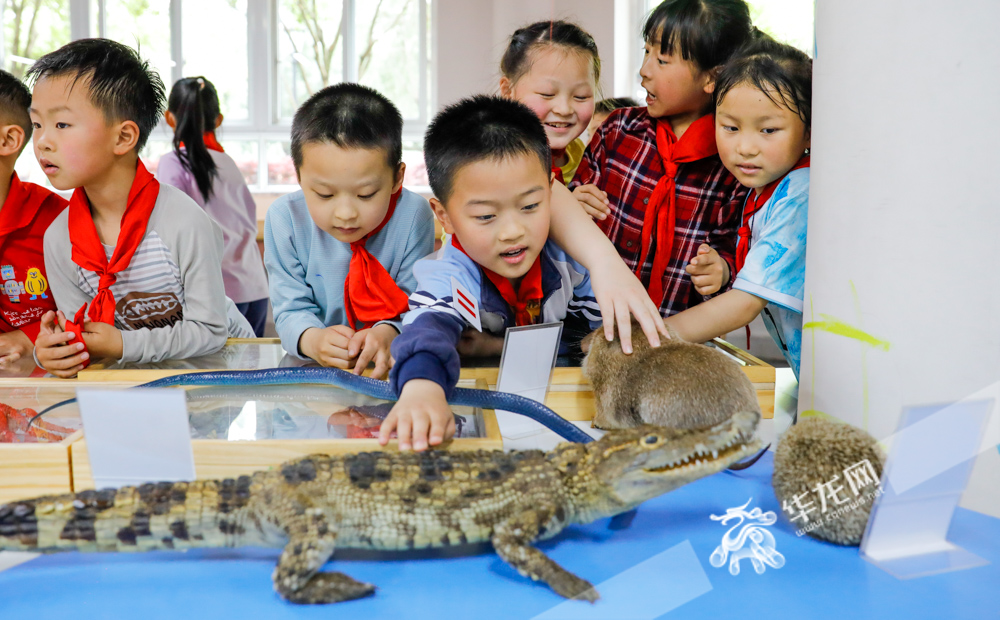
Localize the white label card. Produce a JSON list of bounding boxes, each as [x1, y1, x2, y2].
[[77, 388, 196, 489], [495, 322, 563, 439]]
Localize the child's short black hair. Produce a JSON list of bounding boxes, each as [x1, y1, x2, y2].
[[424, 95, 551, 204], [643, 0, 753, 71], [27, 38, 165, 153], [715, 37, 813, 129], [0, 70, 32, 140], [290, 83, 402, 171], [595, 97, 640, 114]]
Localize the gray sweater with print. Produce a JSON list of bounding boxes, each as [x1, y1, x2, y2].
[[43, 183, 252, 364]]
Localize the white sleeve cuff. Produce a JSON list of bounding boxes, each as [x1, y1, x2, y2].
[[733, 277, 803, 313]]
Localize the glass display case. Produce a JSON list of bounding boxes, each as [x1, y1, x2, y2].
[[0, 379, 500, 503], [179, 383, 490, 441], [70, 379, 501, 491]]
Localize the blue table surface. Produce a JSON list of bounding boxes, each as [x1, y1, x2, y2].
[[2, 452, 997, 620]]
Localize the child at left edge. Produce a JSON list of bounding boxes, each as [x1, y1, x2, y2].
[[383, 95, 603, 451], [263, 83, 435, 378], [29, 39, 254, 377], [0, 70, 67, 368]]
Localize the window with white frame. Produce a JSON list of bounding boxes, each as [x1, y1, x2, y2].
[[0, 0, 433, 192]]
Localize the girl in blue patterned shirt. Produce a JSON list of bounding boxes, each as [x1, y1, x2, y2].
[[665, 37, 812, 376]]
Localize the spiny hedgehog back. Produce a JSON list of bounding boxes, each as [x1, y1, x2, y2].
[[772, 418, 884, 545]]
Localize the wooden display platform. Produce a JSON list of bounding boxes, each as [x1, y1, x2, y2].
[[70, 379, 502, 491], [0, 430, 81, 504]]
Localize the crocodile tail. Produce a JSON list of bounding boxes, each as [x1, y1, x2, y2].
[[0, 476, 256, 553]]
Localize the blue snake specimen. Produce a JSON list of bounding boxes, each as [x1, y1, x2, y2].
[[28, 367, 594, 444]]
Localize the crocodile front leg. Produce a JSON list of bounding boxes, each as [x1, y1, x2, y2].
[[491, 505, 599, 602], [271, 513, 375, 604]]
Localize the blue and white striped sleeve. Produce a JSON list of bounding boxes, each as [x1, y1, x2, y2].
[[564, 254, 603, 331], [391, 246, 483, 397]]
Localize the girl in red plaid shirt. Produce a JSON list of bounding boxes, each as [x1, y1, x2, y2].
[[571, 0, 754, 318]]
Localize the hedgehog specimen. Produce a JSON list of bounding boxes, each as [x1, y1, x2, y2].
[[772, 417, 884, 545]]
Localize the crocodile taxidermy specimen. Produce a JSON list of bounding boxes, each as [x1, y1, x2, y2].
[[0, 411, 760, 604]]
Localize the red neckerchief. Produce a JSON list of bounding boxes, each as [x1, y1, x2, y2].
[[451, 235, 543, 326], [178, 132, 225, 153], [203, 132, 224, 152], [342, 189, 410, 329], [735, 155, 811, 274], [551, 164, 565, 185], [637, 114, 718, 305], [0, 173, 53, 249], [177, 131, 225, 153], [68, 160, 160, 326]]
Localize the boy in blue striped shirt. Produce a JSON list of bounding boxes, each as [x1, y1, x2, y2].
[[384, 96, 602, 451], [264, 84, 435, 378]]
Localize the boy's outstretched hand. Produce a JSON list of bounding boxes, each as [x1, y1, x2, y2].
[[380, 379, 456, 451], [299, 324, 357, 368], [347, 323, 397, 379], [587, 258, 668, 355], [35, 310, 89, 378], [686, 243, 730, 296]]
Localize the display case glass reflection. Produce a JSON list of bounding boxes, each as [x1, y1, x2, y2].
[[0, 385, 83, 444], [184, 384, 488, 441], [90, 342, 290, 373], [0, 383, 489, 442]]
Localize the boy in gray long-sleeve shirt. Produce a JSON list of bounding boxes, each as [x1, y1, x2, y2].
[[29, 39, 251, 376]]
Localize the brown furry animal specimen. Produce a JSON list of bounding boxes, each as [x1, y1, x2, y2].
[[581, 321, 760, 431], [772, 417, 885, 545]]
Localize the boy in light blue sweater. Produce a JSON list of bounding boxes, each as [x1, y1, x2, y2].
[[264, 84, 435, 378]]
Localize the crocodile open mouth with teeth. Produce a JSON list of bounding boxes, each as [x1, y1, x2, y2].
[[642, 414, 760, 474]]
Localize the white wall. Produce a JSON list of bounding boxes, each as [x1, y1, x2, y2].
[[435, 0, 618, 109], [802, 0, 1000, 515]]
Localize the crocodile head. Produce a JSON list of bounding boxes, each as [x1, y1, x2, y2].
[[555, 411, 762, 518]]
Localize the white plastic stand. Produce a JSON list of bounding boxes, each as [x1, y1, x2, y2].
[[860, 399, 994, 579]]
